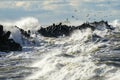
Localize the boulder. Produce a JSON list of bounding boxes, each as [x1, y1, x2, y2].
[[38, 23, 75, 37], [90, 20, 114, 30], [15, 26, 31, 38], [38, 22, 95, 37], [38, 20, 114, 38], [77, 23, 95, 31], [0, 25, 4, 37], [0, 25, 22, 52]]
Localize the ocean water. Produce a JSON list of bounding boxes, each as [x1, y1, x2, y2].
[[0, 18, 120, 80]]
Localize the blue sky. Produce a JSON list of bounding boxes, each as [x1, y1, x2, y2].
[[0, 0, 119, 25]]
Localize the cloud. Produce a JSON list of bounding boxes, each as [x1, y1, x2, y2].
[[0, 2, 14, 8], [69, 0, 80, 7], [0, 0, 119, 24], [42, 0, 68, 10], [0, 1, 29, 9], [0, 0, 119, 11], [15, 1, 30, 8], [15, 1, 25, 7], [42, 0, 58, 10], [0, 1, 36, 11], [0, 1, 60, 11]]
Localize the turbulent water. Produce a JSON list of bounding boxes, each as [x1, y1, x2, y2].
[[0, 18, 120, 80]]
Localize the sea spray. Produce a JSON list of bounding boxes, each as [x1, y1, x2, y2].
[[0, 19, 120, 80], [0, 17, 41, 45]]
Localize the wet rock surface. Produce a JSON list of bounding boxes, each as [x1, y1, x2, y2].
[[15, 26, 31, 39], [38, 23, 75, 37], [38, 21, 114, 37], [0, 25, 22, 52]]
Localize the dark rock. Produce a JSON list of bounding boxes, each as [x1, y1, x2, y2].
[[37, 20, 114, 37], [91, 20, 114, 30], [38, 23, 75, 37], [0, 25, 22, 52], [0, 25, 4, 37], [8, 39, 22, 51], [15, 26, 31, 38], [77, 23, 95, 31], [2, 31, 11, 41]]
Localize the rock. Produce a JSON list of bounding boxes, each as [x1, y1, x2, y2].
[[15, 26, 31, 39], [38, 23, 75, 37], [38, 22, 94, 37], [38, 20, 114, 37], [90, 20, 114, 30], [77, 23, 95, 31], [0, 25, 4, 37], [0, 25, 22, 52], [9, 39, 22, 51], [2, 31, 11, 41]]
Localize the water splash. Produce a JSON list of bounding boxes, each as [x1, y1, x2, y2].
[[0, 19, 120, 80]]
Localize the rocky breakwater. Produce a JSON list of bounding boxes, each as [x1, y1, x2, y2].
[[37, 21, 113, 38]]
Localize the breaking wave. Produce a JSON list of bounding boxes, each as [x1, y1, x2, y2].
[[0, 17, 41, 45], [0, 18, 120, 80]]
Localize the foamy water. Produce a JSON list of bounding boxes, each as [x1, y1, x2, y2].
[[0, 18, 120, 80]]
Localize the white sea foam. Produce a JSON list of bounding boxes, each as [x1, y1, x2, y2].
[[24, 20, 120, 80], [15, 17, 40, 31], [110, 19, 120, 28], [0, 17, 41, 45], [0, 19, 120, 80]]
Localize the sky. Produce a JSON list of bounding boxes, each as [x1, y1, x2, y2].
[[0, 0, 119, 25]]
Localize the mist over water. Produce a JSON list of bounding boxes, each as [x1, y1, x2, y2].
[[0, 17, 120, 80]]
